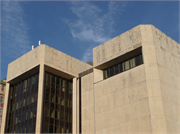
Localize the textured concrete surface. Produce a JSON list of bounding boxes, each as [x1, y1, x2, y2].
[[81, 24, 180, 134]]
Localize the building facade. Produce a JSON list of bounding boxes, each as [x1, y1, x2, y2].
[[1, 25, 180, 134], [0, 78, 6, 132]]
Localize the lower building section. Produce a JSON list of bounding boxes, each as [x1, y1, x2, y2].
[[5, 73, 39, 133], [42, 72, 72, 133]]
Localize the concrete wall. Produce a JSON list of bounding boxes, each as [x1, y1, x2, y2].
[[150, 25, 180, 133], [93, 65, 151, 133], [81, 73, 95, 134], [7, 45, 92, 82], [81, 24, 180, 134], [44, 45, 92, 77], [93, 25, 142, 67], [7, 46, 42, 82]]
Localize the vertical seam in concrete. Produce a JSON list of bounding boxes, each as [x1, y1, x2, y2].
[[152, 26, 168, 132], [141, 25, 153, 134], [92, 71, 96, 134]]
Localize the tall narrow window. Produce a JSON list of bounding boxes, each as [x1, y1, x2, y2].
[[130, 57, 136, 68], [0, 96, 3, 103], [2, 86, 5, 92], [109, 67, 114, 77], [104, 70, 108, 79], [114, 64, 119, 75], [124, 60, 130, 71], [135, 55, 141, 66]]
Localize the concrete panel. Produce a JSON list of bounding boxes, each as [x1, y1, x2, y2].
[[139, 98, 150, 118], [7, 45, 43, 82], [44, 45, 92, 77], [137, 80, 148, 100], [93, 25, 142, 67], [151, 115, 167, 134], [149, 97, 165, 115], [81, 73, 93, 92]]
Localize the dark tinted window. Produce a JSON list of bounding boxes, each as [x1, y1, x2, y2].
[[104, 54, 143, 79]]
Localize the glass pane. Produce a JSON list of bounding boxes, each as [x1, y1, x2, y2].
[[56, 77, 60, 85], [109, 67, 114, 77], [114, 64, 119, 74], [45, 108, 49, 117], [60, 111, 64, 120], [130, 57, 135, 68], [26, 111, 29, 120], [56, 96, 60, 104], [136, 55, 141, 66], [55, 110, 59, 119], [23, 99, 26, 107], [52, 75, 56, 84], [55, 125, 59, 133], [22, 112, 25, 121], [50, 109, 55, 118], [119, 63, 123, 72], [49, 124, 53, 133], [30, 109, 33, 118], [125, 60, 130, 70], [45, 92, 50, 102], [44, 123, 48, 133], [61, 98, 64, 106], [31, 95, 34, 103], [104, 70, 108, 79], [18, 114, 21, 123], [51, 95, 55, 103], [60, 127, 64, 133], [46, 73, 49, 82]]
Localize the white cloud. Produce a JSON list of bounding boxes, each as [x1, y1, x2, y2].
[[66, 1, 127, 62], [81, 48, 92, 62], [1, 1, 30, 58]]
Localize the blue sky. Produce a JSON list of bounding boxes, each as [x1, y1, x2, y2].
[[0, 1, 179, 80]]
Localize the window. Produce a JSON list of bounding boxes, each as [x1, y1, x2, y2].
[[42, 72, 72, 133], [130, 57, 135, 68], [2, 86, 5, 92], [0, 96, 3, 103], [124, 60, 130, 71], [0, 108, 2, 115], [104, 54, 143, 79]]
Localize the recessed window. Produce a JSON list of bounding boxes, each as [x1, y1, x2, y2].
[[104, 54, 143, 79], [2, 86, 5, 92], [0, 96, 3, 103]]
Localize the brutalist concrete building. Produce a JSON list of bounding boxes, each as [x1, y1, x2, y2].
[[1, 25, 180, 134]]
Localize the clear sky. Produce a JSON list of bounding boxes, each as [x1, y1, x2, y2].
[[0, 1, 179, 80]]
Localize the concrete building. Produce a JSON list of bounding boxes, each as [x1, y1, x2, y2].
[[1, 24, 180, 134], [0, 78, 6, 132]]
